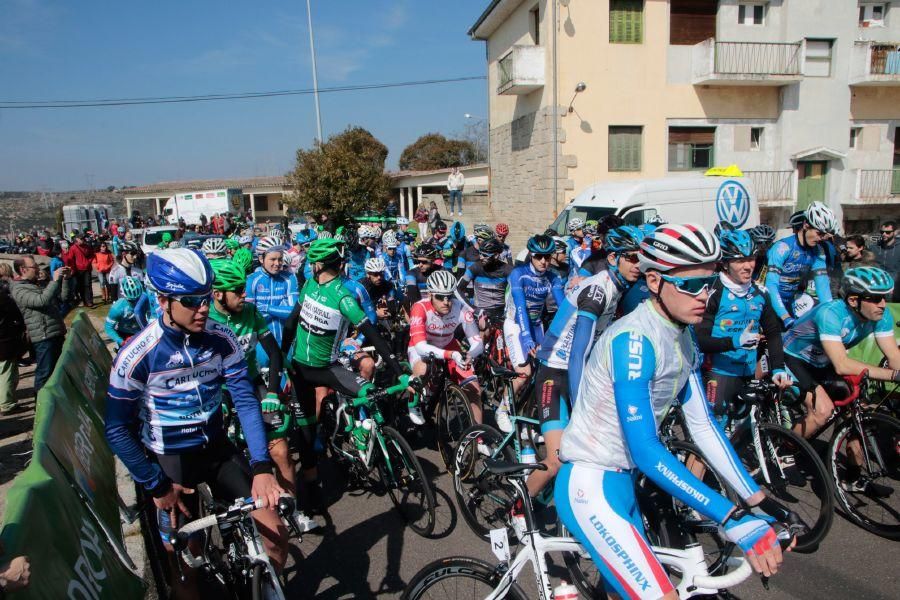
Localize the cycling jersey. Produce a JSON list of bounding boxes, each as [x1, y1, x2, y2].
[[208, 302, 270, 380], [404, 265, 439, 304], [408, 299, 482, 360], [105, 317, 271, 493], [347, 244, 377, 282], [105, 298, 151, 346], [245, 267, 299, 345], [765, 235, 832, 320], [378, 247, 408, 288], [289, 276, 368, 367], [359, 276, 396, 306], [133, 291, 161, 329], [503, 264, 565, 363], [621, 278, 650, 315], [341, 277, 378, 325], [459, 260, 513, 316], [783, 299, 895, 368], [108, 263, 145, 297]]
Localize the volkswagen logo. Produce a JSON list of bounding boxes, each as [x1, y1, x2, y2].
[[716, 180, 751, 228]]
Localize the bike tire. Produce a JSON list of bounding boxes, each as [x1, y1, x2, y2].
[[436, 384, 475, 473], [250, 563, 264, 600], [379, 425, 437, 537], [452, 424, 518, 539], [828, 411, 900, 540], [732, 423, 834, 552], [401, 556, 529, 600]]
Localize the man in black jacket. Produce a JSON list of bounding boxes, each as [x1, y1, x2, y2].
[[0, 265, 27, 414]]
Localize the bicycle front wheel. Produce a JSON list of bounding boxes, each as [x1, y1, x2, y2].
[[732, 423, 834, 552], [378, 425, 437, 537], [828, 411, 900, 540], [402, 557, 528, 600], [436, 384, 475, 473]]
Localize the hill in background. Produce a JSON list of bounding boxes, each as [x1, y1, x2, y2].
[[0, 189, 126, 236]]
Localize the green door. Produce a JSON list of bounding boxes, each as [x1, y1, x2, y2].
[[796, 161, 827, 210]]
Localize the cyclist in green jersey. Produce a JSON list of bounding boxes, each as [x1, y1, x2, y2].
[[281, 238, 404, 512]]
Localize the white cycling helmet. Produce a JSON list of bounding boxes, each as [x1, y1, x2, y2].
[[255, 235, 284, 256], [426, 270, 458, 295], [317, 230, 333, 239], [282, 252, 301, 272], [381, 230, 399, 248], [567, 218, 585, 234], [238, 235, 253, 245], [638, 223, 721, 273], [357, 225, 376, 240], [146, 248, 214, 296], [364, 257, 386, 273], [201, 237, 227, 258], [804, 201, 837, 234], [396, 216, 410, 226]]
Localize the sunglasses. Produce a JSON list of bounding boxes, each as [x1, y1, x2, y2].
[[532, 254, 552, 261], [416, 259, 432, 264], [881, 230, 894, 235], [227, 286, 246, 295], [618, 252, 640, 264], [859, 294, 889, 304], [432, 294, 453, 302], [660, 274, 717, 297], [172, 294, 212, 308]]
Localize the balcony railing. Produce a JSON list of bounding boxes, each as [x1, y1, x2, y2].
[[496, 45, 545, 95], [693, 39, 803, 86], [858, 168, 900, 202], [745, 170, 794, 206], [850, 41, 900, 85]]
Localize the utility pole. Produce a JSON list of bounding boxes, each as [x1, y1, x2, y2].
[[306, 0, 324, 145]]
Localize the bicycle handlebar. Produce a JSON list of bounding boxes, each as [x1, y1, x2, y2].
[[693, 556, 753, 590], [836, 369, 868, 407], [351, 374, 414, 407]]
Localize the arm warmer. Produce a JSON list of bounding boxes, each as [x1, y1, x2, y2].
[[258, 331, 283, 395], [760, 290, 786, 371], [359, 320, 403, 376], [568, 313, 598, 404]]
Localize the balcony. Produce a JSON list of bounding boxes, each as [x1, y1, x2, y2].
[[854, 169, 900, 204], [745, 170, 794, 207], [497, 45, 545, 95], [849, 41, 900, 86], [692, 39, 803, 86]]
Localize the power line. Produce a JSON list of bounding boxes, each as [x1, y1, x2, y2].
[[0, 76, 486, 109]]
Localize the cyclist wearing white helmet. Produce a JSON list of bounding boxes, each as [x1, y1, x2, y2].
[[105, 249, 288, 594], [378, 230, 408, 293], [246, 236, 298, 371], [347, 224, 380, 282], [361, 257, 396, 309], [765, 201, 836, 328], [557, 224, 793, 600], [201, 236, 228, 260], [565, 217, 586, 265], [407, 270, 483, 426]]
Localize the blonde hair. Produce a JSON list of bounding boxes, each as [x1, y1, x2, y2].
[[0, 263, 12, 279]]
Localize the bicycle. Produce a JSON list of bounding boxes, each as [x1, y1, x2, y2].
[[173, 489, 302, 600], [319, 373, 437, 536], [403, 458, 795, 600]]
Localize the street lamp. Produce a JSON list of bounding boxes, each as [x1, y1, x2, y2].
[[567, 82, 587, 114]]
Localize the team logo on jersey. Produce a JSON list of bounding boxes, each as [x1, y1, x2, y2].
[[165, 352, 185, 368], [720, 319, 734, 327], [626, 405, 642, 422], [195, 349, 213, 362], [627, 331, 644, 380], [715, 180, 750, 228]]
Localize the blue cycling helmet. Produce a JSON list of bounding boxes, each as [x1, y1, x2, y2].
[[450, 221, 467, 243], [526, 234, 555, 254], [841, 266, 895, 298], [294, 229, 317, 245], [120, 276, 144, 301], [718, 230, 756, 260], [146, 248, 214, 296], [604, 226, 644, 253]]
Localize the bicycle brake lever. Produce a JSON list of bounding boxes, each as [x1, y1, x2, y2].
[[760, 575, 770, 591]]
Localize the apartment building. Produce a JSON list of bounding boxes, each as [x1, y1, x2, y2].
[[469, 0, 900, 236]]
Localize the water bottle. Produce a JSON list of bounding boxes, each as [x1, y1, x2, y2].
[[520, 438, 537, 464], [553, 580, 578, 600]]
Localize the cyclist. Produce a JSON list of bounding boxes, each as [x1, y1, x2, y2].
[[494, 223, 512, 263], [378, 230, 407, 292], [404, 243, 442, 304], [548, 236, 570, 280], [458, 238, 514, 325], [107, 241, 143, 299], [782, 266, 900, 493], [557, 224, 792, 600], [522, 226, 644, 509], [104, 276, 151, 349], [458, 224, 493, 271], [246, 236, 298, 371], [564, 218, 586, 264], [765, 202, 836, 328], [407, 270, 483, 425], [281, 238, 404, 511], [748, 223, 777, 281], [347, 225, 380, 282], [696, 230, 792, 426], [500, 234, 565, 431], [105, 248, 288, 596], [201, 237, 228, 261]]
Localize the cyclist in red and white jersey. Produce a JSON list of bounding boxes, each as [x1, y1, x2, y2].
[[407, 270, 484, 425]]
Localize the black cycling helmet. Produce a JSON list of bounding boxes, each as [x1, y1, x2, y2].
[[433, 221, 448, 233], [747, 224, 776, 245], [526, 234, 555, 254], [478, 238, 505, 257], [414, 242, 440, 260], [713, 221, 736, 237], [788, 210, 806, 232]]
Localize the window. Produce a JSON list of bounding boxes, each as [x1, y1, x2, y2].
[[253, 195, 269, 211], [850, 127, 862, 149], [750, 127, 763, 151], [859, 3, 886, 27], [738, 3, 766, 26], [804, 39, 834, 77], [670, 0, 716, 45], [609, 126, 643, 172], [668, 127, 715, 171], [530, 5, 540, 45], [610, 0, 643, 44]]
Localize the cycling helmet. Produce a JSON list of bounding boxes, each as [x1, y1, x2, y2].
[[211, 260, 247, 292], [638, 223, 721, 273], [334, 233, 345, 242], [788, 210, 806, 231], [841, 266, 895, 298], [583, 222, 598, 236], [414, 242, 440, 260], [161, 232, 173, 244], [232, 247, 253, 274], [357, 225, 374, 240], [396, 216, 410, 226], [201, 237, 228, 258], [147, 248, 214, 296], [713, 221, 736, 238], [120, 276, 144, 301], [426, 270, 458, 295], [804, 201, 837, 233], [224, 238, 240, 251], [381, 230, 399, 248], [433, 221, 448, 234], [474, 223, 493, 241], [120, 241, 138, 254], [552, 236, 568, 253], [255, 235, 284, 256], [238, 235, 254, 245], [306, 238, 346, 264], [604, 226, 645, 254], [718, 229, 757, 260], [747, 224, 776, 245], [294, 229, 317, 245], [478, 238, 505, 257], [526, 234, 555, 254], [317, 230, 334, 239], [450, 221, 466, 243], [495, 223, 509, 237], [365, 257, 386, 273], [567, 218, 585, 234], [647, 214, 667, 226], [282, 252, 300, 272]]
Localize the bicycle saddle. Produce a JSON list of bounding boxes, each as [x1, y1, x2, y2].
[[483, 458, 547, 477]]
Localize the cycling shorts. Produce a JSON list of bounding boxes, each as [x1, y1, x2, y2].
[[555, 463, 675, 600], [535, 363, 569, 434], [152, 438, 252, 544], [407, 339, 477, 386], [503, 319, 544, 367], [704, 373, 751, 421], [784, 355, 849, 400]]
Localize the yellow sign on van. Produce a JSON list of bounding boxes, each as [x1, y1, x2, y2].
[[705, 165, 744, 177]]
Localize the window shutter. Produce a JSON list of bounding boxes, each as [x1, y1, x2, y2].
[[610, 126, 642, 171], [611, 1, 643, 44]]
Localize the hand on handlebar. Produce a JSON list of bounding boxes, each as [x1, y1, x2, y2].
[[721, 509, 784, 577], [250, 473, 285, 510], [771, 369, 793, 389], [154, 483, 195, 524]]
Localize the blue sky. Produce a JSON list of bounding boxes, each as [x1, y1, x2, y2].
[[0, 0, 489, 190]]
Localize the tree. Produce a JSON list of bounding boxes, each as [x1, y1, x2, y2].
[[285, 126, 392, 220], [398, 133, 478, 171]]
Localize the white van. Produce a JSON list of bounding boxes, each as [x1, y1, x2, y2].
[[549, 172, 760, 234], [163, 189, 242, 225]]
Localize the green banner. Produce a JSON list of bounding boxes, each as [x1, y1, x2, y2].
[[847, 303, 900, 395]]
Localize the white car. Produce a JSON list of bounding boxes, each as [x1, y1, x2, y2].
[[136, 226, 180, 255]]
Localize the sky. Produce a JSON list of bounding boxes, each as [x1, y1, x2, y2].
[[0, 0, 489, 190]]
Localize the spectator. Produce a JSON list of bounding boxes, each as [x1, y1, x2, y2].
[[447, 166, 465, 216], [200, 213, 209, 229], [0, 263, 26, 414], [385, 197, 399, 218], [67, 235, 95, 308], [873, 220, 900, 301], [427, 200, 441, 232], [842, 234, 876, 268], [92, 241, 115, 304], [10, 256, 68, 395]]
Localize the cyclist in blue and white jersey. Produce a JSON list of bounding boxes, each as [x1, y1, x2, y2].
[[500, 235, 565, 428], [378, 230, 407, 292], [246, 236, 299, 370], [557, 224, 793, 600], [459, 238, 514, 324], [104, 276, 151, 349], [765, 202, 837, 328], [564, 217, 586, 266], [696, 230, 791, 425], [347, 225, 380, 282], [105, 249, 287, 596], [404, 243, 442, 305], [783, 267, 900, 449], [520, 227, 643, 507]]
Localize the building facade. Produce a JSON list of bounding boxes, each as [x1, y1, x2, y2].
[[469, 0, 900, 236]]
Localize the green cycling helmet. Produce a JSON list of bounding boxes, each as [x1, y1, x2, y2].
[[307, 238, 346, 264], [224, 237, 240, 250], [841, 266, 895, 298], [211, 260, 247, 291], [232, 247, 253, 274]]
